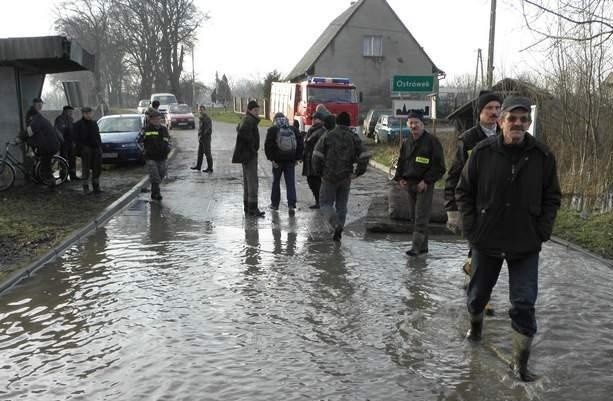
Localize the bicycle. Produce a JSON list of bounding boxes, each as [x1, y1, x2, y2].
[[0, 141, 69, 191]]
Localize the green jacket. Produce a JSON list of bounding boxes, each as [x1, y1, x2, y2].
[[311, 125, 370, 182]]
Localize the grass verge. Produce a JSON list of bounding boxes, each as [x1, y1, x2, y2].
[[208, 109, 272, 128]]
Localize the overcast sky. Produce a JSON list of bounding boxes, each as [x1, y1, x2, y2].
[[3, 0, 545, 86]]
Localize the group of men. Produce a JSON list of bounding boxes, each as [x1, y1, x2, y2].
[[25, 98, 102, 193], [227, 92, 560, 382]]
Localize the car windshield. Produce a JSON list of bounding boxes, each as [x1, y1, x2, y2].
[[98, 117, 142, 133], [307, 87, 357, 103], [138, 100, 148, 107], [152, 95, 177, 105], [169, 104, 192, 113]]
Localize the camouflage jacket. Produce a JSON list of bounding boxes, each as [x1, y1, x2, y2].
[[311, 125, 370, 182]]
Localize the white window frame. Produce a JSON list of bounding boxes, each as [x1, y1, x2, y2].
[[363, 35, 383, 57]]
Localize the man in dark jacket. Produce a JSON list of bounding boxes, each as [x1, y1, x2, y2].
[[302, 110, 328, 209], [55, 105, 78, 180], [191, 105, 213, 172], [74, 107, 102, 193], [312, 112, 370, 241], [232, 100, 264, 217], [393, 111, 446, 256], [265, 112, 304, 214], [139, 111, 171, 200], [26, 98, 61, 189], [456, 96, 561, 382]]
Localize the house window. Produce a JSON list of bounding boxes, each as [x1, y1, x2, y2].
[[363, 36, 383, 57]]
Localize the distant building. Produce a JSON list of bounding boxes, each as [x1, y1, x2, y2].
[[285, 0, 444, 116]]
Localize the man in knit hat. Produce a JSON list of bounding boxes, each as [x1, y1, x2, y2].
[[444, 90, 502, 308], [312, 112, 370, 241]]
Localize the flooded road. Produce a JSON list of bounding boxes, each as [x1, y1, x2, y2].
[[1, 122, 612, 400]]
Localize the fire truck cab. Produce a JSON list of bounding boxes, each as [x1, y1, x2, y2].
[[270, 76, 359, 131]]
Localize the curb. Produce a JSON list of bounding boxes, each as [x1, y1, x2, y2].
[[369, 159, 390, 176], [0, 149, 178, 295]]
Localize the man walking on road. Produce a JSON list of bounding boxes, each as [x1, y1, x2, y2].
[[74, 107, 102, 194], [312, 112, 370, 242], [232, 100, 265, 217], [445, 90, 502, 312], [55, 105, 79, 181], [140, 111, 171, 201], [302, 110, 328, 209], [191, 105, 213, 172], [456, 96, 561, 382], [393, 111, 446, 256], [265, 112, 303, 215]]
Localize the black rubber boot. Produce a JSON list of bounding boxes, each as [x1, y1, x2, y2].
[[406, 232, 427, 256], [510, 331, 538, 382], [92, 182, 102, 194], [332, 226, 343, 242], [466, 312, 483, 342], [247, 202, 265, 217], [151, 183, 162, 200], [82, 184, 90, 194], [243, 201, 249, 213]]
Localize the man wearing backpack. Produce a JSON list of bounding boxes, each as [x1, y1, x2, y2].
[[265, 112, 304, 215]]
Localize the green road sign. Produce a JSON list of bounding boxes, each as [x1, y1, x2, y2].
[[391, 75, 434, 93]]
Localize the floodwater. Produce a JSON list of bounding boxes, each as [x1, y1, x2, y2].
[[1, 124, 612, 400]]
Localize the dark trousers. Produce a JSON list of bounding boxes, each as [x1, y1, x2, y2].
[[242, 157, 259, 204], [407, 183, 434, 250], [320, 177, 351, 229], [38, 152, 54, 187], [81, 146, 102, 185], [467, 249, 539, 336], [196, 136, 212, 170], [60, 139, 77, 177], [307, 175, 321, 205], [271, 162, 296, 208]]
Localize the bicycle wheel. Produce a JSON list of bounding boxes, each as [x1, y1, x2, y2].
[[0, 160, 16, 191], [388, 156, 398, 181], [37, 156, 69, 186]]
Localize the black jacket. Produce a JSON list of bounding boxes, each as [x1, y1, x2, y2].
[[232, 113, 260, 164], [393, 131, 446, 185], [140, 123, 171, 161], [444, 125, 500, 211], [302, 123, 326, 176], [54, 113, 74, 142], [312, 125, 370, 182], [264, 125, 304, 163], [74, 118, 102, 149], [456, 134, 561, 258], [198, 112, 212, 139], [27, 112, 61, 155]]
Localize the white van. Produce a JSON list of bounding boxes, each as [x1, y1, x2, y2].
[[150, 93, 178, 118]]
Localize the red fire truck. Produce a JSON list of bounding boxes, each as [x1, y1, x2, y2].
[[269, 76, 359, 131]]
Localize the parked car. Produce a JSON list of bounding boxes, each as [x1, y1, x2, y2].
[[137, 99, 149, 114], [166, 103, 196, 129], [150, 93, 178, 120], [363, 108, 392, 138], [373, 114, 409, 144], [98, 114, 145, 163]]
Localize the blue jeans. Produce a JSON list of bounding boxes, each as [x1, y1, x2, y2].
[[320, 177, 351, 229], [467, 249, 539, 337], [271, 162, 296, 208]]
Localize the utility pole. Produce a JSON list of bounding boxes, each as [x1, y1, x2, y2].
[[192, 45, 196, 108], [486, 0, 497, 88]]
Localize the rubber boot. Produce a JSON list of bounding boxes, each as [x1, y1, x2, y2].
[[406, 232, 427, 256], [243, 201, 249, 213], [248, 202, 265, 218], [151, 183, 162, 200], [82, 184, 90, 194], [510, 330, 537, 382], [92, 182, 102, 194], [466, 312, 483, 342], [332, 226, 343, 242]]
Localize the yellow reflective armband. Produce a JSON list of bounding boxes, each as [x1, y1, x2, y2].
[[415, 156, 430, 164]]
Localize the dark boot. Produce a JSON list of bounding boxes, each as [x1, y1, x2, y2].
[[243, 201, 249, 213], [466, 312, 483, 342], [151, 183, 162, 200], [332, 226, 343, 242], [510, 331, 538, 382], [82, 184, 90, 194], [406, 232, 427, 256], [247, 202, 265, 217], [92, 182, 102, 194]]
